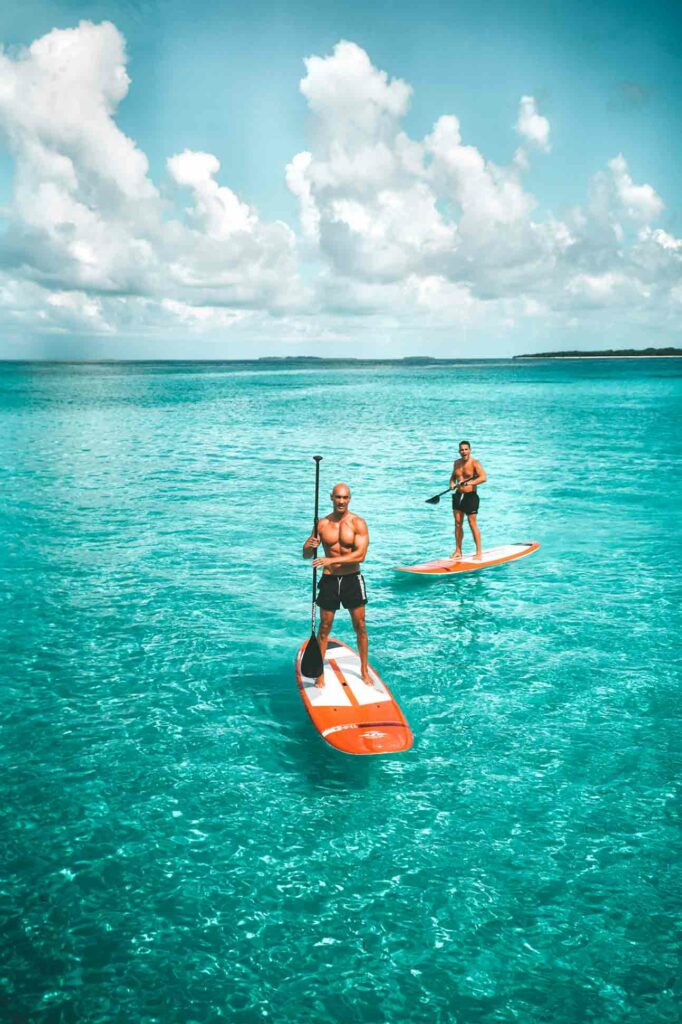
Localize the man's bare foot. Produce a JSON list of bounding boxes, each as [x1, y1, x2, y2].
[[314, 674, 325, 689], [472, 552, 483, 561], [361, 670, 375, 687], [450, 551, 462, 561]]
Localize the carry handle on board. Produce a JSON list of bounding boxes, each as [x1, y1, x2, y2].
[[425, 477, 474, 504], [300, 456, 324, 679]]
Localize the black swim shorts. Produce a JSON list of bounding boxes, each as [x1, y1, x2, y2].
[[316, 572, 368, 611], [452, 490, 480, 515]]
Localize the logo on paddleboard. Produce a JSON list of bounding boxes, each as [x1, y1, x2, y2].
[[362, 731, 386, 739]]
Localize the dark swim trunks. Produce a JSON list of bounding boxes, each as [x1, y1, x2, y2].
[[452, 490, 480, 515], [316, 572, 368, 611]]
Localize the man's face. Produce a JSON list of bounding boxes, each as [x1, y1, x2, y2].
[[459, 444, 471, 459], [331, 488, 351, 513]]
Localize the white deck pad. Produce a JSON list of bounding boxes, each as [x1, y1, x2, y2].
[[300, 645, 391, 707]]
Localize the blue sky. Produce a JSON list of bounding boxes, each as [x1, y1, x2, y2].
[[0, 0, 680, 358]]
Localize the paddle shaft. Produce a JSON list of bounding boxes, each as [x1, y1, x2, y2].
[[310, 456, 322, 632], [426, 477, 474, 503]]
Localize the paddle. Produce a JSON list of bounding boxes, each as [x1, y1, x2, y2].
[[300, 455, 324, 679], [425, 478, 474, 504]]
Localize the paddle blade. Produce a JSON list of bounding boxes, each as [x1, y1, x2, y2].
[[425, 494, 441, 504], [300, 632, 324, 679]]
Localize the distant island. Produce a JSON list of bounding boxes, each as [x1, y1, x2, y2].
[[514, 347, 682, 359], [6, 350, 681, 366], [254, 355, 443, 365]]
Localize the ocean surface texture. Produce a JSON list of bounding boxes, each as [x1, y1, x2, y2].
[[1, 359, 680, 1024]]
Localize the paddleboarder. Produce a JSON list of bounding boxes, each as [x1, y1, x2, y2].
[[302, 483, 372, 688], [450, 440, 487, 560]]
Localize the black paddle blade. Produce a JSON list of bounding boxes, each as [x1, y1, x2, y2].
[[300, 632, 324, 678], [425, 494, 441, 504]]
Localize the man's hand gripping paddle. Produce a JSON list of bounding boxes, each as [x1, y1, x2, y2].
[[300, 456, 324, 679], [425, 478, 473, 504]]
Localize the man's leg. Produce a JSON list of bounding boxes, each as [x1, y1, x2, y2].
[[349, 605, 372, 686], [452, 510, 464, 559], [315, 609, 335, 688], [467, 513, 483, 558]]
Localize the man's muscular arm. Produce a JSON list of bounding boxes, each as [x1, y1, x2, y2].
[[468, 460, 487, 486], [313, 517, 369, 568], [302, 518, 326, 558]]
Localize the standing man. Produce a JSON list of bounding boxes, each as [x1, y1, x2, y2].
[[302, 483, 372, 688], [450, 440, 487, 561]]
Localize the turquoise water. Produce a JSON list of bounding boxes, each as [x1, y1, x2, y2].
[[1, 358, 680, 1023]]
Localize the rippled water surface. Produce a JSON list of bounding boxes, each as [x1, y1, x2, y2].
[[1, 359, 680, 1023]]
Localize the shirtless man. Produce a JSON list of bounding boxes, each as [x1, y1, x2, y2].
[[302, 483, 372, 688], [450, 440, 487, 560]]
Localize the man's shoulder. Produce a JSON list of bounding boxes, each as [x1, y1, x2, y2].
[[351, 513, 368, 529]]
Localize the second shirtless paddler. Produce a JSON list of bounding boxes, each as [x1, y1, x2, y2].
[[302, 483, 373, 688], [450, 440, 487, 560]]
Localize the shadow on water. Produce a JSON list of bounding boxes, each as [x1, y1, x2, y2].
[[390, 572, 440, 594], [390, 568, 489, 600], [290, 731, 378, 793], [246, 660, 382, 792]]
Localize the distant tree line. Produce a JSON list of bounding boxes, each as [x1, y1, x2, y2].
[[514, 347, 682, 359]]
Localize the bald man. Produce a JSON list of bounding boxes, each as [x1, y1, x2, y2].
[[302, 482, 372, 687]]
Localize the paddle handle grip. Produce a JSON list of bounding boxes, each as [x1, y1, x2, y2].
[[445, 476, 475, 496], [429, 477, 474, 501]]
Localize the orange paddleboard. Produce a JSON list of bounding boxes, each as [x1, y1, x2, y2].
[[295, 638, 413, 756], [395, 541, 540, 575]]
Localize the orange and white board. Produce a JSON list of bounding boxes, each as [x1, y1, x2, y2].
[[295, 638, 413, 756], [395, 541, 540, 575]]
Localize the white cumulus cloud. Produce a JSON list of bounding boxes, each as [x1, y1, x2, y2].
[[608, 154, 664, 222], [516, 95, 551, 152], [0, 26, 677, 353], [286, 41, 677, 332], [300, 40, 412, 140], [167, 150, 257, 237], [0, 20, 305, 337]]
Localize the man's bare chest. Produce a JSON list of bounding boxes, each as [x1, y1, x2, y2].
[[321, 519, 356, 549], [456, 460, 476, 480]]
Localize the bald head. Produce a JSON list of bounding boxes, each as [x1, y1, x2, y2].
[[330, 483, 351, 513]]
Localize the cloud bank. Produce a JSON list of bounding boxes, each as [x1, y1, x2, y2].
[[0, 24, 679, 354]]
